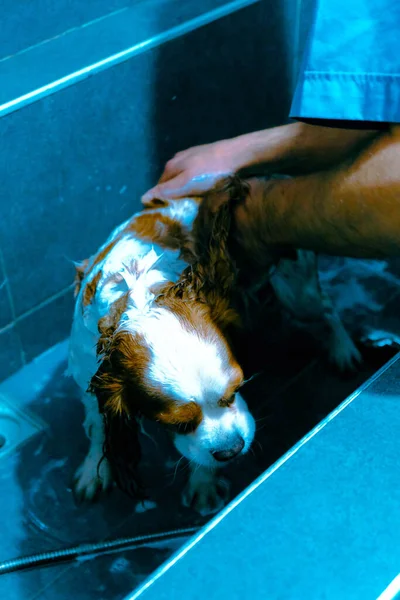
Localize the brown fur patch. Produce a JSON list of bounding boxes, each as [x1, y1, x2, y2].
[[82, 269, 103, 307], [82, 235, 129, 285], [80, 209, 197, 289], [92, 326, 203, 426], [154, 189, 242, 331], [97, 292, 130, 356], [90, 240, 117, 272], [74, 258, 89, 297], [224, 369, 245, 401], [128, 213, 187, 249], [88, 327, 151, 498], [157, 401, 203, 433]]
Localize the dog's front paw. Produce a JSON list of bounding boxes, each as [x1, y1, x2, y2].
[[73, 455, 113, 503], [182, 468, 230, 517]]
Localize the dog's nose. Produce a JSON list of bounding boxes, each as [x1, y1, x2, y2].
[[211, 436, 245, 462]]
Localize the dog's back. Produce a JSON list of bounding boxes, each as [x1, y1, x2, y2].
[[69, 198, 202, 391]]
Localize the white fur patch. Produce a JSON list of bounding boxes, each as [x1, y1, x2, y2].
[[174, 391, 255, 467], [133, 308, 231, 404], [182, 466, 230, 516], [120, 248, 164, 312]]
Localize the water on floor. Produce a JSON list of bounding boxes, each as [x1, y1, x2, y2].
[[0, 323, 395, 600]]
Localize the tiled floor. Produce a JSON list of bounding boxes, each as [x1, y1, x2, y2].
[[0, 325, 395, 599]]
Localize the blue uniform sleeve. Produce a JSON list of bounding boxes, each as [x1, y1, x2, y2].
[[290, 0, 400, 123]]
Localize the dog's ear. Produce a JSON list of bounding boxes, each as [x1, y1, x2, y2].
[[165, 177, 248, 328], [88, 298, 145, 498], [74, 258, 89, 298], [102, 399, 144, 499], [197, 177, 248, 276], [197, 176, 249, 225]]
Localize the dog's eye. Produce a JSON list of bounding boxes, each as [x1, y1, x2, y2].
[[218, 394, 235, 408]]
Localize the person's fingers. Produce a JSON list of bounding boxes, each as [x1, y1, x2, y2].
[[141, 186, 162, 204], [158, 158, 183, 184], [141, 173, 197, 203], [141, 197, 169, 209]]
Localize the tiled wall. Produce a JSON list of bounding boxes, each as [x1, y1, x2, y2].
[[1, 0, 130, 58], [0, 0, 247, 60], [0, 0, 305, 380]]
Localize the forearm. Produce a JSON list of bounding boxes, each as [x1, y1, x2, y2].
[[230, 122, 382, 176], [234, 126, 400, 259]]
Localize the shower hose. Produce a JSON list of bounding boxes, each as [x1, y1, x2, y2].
[[0, 526, 200, 575]]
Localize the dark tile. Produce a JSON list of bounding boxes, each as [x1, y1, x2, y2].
[[0, 256, 13, 329], [0, 325, 23, 380], [1, 0, 248, 109], [0, 0, 242, 62], [0, 1, 292, 317], [25, 544, 185, 600], [0, 568, 61, 600], [0, 0, 130, 59], [0, 76, 151, 316], [253, 345, 396, 465], [152, 1, 293, 170], [0, 543, 182, 600], [16, 288, 74, 363]]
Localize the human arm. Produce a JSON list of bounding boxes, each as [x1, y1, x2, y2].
[[142, 122, 381, 203], [233, 126, 400, 260]]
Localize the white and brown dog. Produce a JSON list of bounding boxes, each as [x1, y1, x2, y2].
[[68, 177, 361, 516]]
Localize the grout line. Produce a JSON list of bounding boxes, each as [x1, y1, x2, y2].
[[0, 322, 14, 335], [0, 246, 26, 364], [14, 284, 74, 322], [0, 284, 74, 336], [0, 246, 17, 322], [28, 565, 74, 600], [0, 0, 259, 118], [0, 8, 129, 64]]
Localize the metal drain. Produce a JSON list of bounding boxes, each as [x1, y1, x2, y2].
[[0, 394, 46, 458]]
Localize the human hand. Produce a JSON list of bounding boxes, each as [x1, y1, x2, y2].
[[142, 139, 242, 205]]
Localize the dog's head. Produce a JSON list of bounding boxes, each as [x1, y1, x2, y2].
[[89, 193, 255, 496]]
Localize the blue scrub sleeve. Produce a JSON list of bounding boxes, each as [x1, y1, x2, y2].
[[290, 0, 400, 123]]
